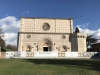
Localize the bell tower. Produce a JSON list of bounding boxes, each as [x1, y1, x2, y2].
[[71, 33, 87, 53]]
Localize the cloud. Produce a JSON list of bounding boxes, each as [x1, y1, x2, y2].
[[0, 16, 20, 46], [3, 33, 17, 45], [5, 14, 9, 16], [23, 11, 29, 14], [76, 23, 100, 42], [0, 16, 20, 33], [76, 23, 89, 28]]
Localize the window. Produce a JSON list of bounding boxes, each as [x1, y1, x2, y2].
[[42, 23, 50, 31]]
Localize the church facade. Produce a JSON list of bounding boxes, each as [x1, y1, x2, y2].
[[17, 17, 87, 57]]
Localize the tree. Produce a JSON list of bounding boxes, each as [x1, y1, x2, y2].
[[75, 27, 80, 33], [0, 38, 5, 47], [0, 28, 5, 47], [86, 35, 97, 48], [5, 44, 17, 51]]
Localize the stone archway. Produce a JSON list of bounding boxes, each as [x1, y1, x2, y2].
[[59, 45, 68, 52], [26, 45, 32, 52], [22, 45, 31, 52], [38, 38, 53, 52], [58, 45, 68, 57]]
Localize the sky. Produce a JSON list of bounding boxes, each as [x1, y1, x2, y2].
[[0, 0, 100, 46]]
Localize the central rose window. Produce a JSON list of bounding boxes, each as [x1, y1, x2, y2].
[[42, 23, 50, 31]]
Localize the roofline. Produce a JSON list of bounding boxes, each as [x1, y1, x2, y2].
[[20, 17, 73, 20]]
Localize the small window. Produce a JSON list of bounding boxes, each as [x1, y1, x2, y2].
[[62, 35, 66, 39], [27, 34, 31, 39]]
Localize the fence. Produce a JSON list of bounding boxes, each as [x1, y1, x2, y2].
[[5, 51, 100, 58]]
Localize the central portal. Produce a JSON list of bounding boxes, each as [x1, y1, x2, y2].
[[38, 38, 52, 52], [43, 47, 48, 51]]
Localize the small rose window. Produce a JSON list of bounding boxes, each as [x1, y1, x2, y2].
[[27, 34, 31, 39], [42, 23, 50, 31]]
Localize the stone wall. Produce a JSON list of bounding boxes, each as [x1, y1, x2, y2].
[[71, 33, 87, 52], [20, 18, 73, 33], [1, 51, 100, 58], [18, 17, 87, 53], [18, 33, 71, 52]]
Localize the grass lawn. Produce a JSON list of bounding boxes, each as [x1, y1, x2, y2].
[[0, 59, 100, 75]]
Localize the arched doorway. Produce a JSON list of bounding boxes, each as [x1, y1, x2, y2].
[[22, 45, 32, 52], [58, 45, 68, 57], [26, 45, 31, 52], [38, 38, 53, 52], [59, 45, 68, 52], [43, 43, 49, 51]]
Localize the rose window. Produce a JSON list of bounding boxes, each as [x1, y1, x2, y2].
[[42, 23, 50, 31]]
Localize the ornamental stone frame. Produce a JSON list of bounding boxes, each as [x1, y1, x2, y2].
[[38, 38, 53, 52]]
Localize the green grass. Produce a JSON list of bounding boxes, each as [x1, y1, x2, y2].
[[0, 59, 100, 75]]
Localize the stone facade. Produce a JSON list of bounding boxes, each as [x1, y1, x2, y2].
[[71, 33, 87, 52], [17, 17, 87, 57]]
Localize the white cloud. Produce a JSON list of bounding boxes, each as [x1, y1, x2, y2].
[[5, 14, 8, 16], [3, 33, 17, 45], [26, 11, 29, 14], [76, 23, 89, 28], [0, 16, 20, 46], [76, 23, 100, 42], [0, 16, 20, 33], [23, 11, 29, 14]]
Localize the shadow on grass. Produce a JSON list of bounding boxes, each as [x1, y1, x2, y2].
[[91, 52, 100, 59], [23, 59, 100, 72]]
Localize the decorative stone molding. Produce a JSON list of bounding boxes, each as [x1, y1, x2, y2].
[[71, 33, 87, 38]]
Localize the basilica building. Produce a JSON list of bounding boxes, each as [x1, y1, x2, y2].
[[17, 17, 87, 57]]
